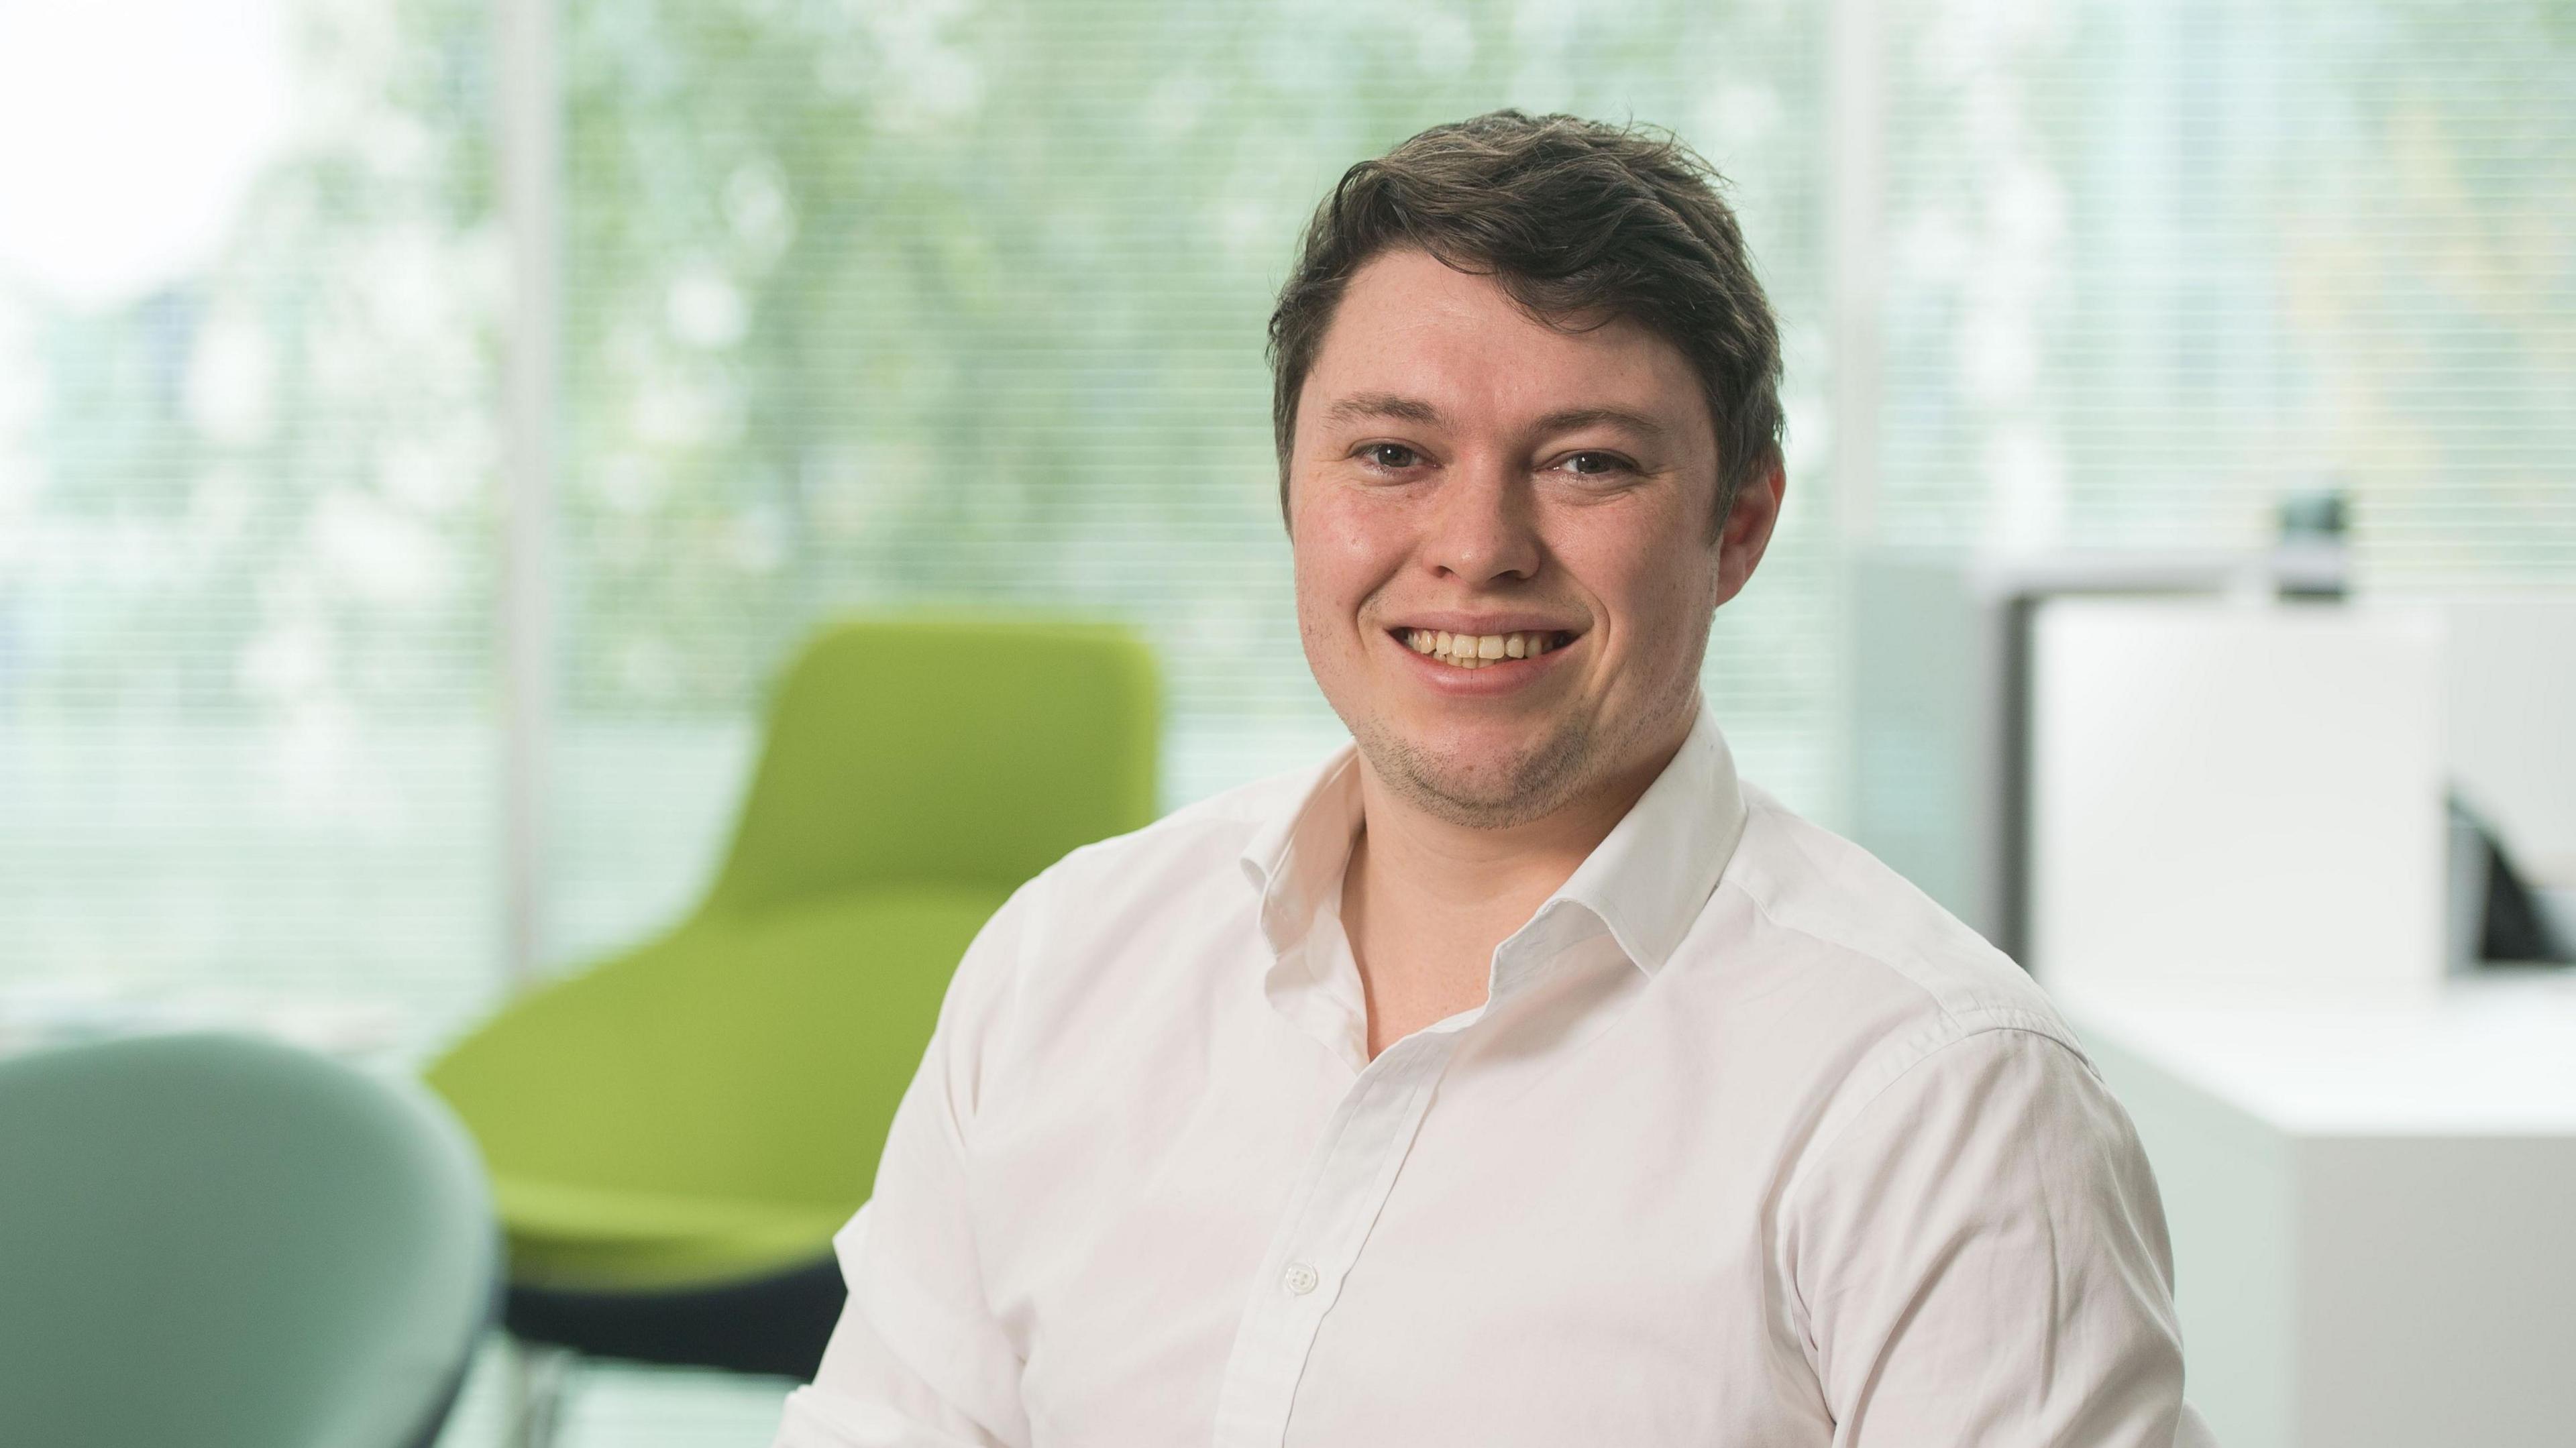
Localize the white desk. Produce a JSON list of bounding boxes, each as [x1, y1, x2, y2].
[[2068, 974, 2576, 1448]]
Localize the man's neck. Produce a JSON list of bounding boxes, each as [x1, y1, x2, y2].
[[1340, 721, 1690, 1058]]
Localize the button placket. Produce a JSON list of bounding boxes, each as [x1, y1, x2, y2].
[[1210, 1029, 1461, 1448]]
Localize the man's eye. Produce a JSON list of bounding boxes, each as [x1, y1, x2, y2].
[[1362, 443, 1423, 470], [1562, 451, 1633, 477]]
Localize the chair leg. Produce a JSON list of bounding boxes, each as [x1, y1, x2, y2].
[[507, 1339, 576, 1448]]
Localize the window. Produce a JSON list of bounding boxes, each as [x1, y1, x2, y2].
[[0, 0, 500, 1046], [1876, 0, 2575, 581], [3, 0, 2566, 1052], [543, 0, 1836, 963]]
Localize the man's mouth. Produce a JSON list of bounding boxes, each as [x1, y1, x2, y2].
[[1393, 627, 1578, 671]]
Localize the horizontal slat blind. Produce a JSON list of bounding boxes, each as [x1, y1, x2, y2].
[[19, 0, 2555, 1044], [1875, 0, 2575, 583], [543, 0, 1837, 962], [0, 0, 502, 1048]]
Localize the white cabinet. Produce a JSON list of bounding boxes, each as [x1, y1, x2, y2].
[[2074, 981, 2576, 1448], [2031, 601, 2448, 994]]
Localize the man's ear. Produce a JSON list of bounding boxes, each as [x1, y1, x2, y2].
[[1713, 450, 1786, 608]]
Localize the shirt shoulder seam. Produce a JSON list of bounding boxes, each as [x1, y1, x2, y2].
[[1770, 1020, 2101, 1363], [1780, 1018, 2098, 1225], [1723, 798, 2083, 1052]]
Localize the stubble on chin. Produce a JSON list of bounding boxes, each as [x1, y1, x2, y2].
[[1349, 711, 1597, 831]]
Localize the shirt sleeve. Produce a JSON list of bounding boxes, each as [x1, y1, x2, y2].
[[772, 883, 1038, 1448], [1782, 1024, 2209, 1447]]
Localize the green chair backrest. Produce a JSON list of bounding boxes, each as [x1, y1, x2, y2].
[[0, 1033, 496, 1448], [423, 618, 1161, 1243], [702, 618, 1162, 915]]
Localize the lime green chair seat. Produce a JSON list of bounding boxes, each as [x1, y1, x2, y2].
[[427, 618, 1158, 1378], [0, 1032, 495, 1448], [436, 887, 1008, 1290]]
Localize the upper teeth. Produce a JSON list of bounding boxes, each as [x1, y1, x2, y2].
[[1401, 628, 1562, 668]]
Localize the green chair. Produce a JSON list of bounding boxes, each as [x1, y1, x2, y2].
[[425, 618, 1158, 1386], [0, 1032, 496, 1448]]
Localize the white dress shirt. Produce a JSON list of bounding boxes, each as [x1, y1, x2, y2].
[[775, 706, 2215, 1447]]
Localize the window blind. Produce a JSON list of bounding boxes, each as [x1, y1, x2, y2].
[[13, 0, 2559, 1049], [542, 0, 1837, 964], [0, 0, 502, 1048], [1874, 0, 2575, 581]]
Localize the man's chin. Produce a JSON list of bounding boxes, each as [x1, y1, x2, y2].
[[1355, 724, 1592, 831]]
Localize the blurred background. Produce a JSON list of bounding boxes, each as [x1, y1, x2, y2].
[[0, 0, 2569, 1444]]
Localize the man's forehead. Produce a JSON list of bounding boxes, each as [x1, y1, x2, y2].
[[1327, 252, 1639, 355], [1303, 250, 1705, 436]]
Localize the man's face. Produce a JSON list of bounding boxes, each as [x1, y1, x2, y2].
[[1288, 247, 1781, 829]]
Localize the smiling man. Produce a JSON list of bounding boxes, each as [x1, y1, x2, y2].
[[776, 112, 2212, 1447]]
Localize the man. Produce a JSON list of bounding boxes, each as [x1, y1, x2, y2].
[[776, 111, 2213, 1447]]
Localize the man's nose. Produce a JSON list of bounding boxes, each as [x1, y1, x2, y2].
[[1422, 456, 1541, 585]]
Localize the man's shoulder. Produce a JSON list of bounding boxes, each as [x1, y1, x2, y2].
[[1040, 753, 1334, 897], [1715, 786, 2084, 1073], [992, 750, 1341, 974], [943, 757, 1335, 1090]]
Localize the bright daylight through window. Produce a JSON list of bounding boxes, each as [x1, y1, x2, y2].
[[0, 0, 2568, 1200]]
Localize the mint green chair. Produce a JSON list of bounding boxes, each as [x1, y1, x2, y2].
[[0, 1032, 495, 1448], [427, 618, 1157, 1381]]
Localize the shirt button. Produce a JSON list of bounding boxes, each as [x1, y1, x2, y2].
[[1282, 1263, 1320, 1296]]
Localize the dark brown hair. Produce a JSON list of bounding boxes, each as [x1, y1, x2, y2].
[[1267, 111, 1783, 535]]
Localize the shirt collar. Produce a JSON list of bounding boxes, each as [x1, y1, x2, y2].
[[1238, 701, 1749, 978], [1547, 702, 1748, 974], [1238, 746, 1366, 963]]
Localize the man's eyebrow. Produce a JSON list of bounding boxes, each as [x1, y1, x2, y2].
[[1529, 406, 1670, 444], [1322, 392, 1446, 427], [1320, 395, 1672, 443]]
